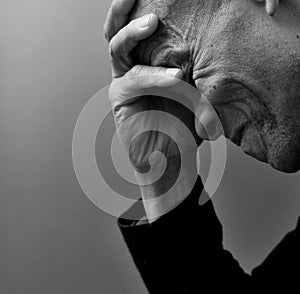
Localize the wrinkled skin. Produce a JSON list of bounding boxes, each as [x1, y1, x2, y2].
[[131, 0, 300, 173]]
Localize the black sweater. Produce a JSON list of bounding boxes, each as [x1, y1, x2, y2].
[[118, 177, 300, 293]]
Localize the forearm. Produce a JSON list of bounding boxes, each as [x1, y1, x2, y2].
[[118, 176, 251, 293], [118, 176, 206, 293]]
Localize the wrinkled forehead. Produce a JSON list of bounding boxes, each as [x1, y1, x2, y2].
[[132, 0, 300, 73], [131, 0, 224, 66], [131, 0, 222, 28]]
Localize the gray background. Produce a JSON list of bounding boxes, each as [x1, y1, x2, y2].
[[1, 0, 299, 293]]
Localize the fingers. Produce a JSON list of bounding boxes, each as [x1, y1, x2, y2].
[[109, 14, 158, 78], [109, 65, 183, 109], [253, 0, 280, 16], [104, 0, 136, 42], [266, 0, 280, 16]]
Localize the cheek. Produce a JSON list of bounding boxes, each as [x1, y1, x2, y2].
[[264, 48, 300, 123], [223, 39, 300, 124]]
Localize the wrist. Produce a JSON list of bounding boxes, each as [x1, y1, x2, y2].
[[135, 151, 198, 222]]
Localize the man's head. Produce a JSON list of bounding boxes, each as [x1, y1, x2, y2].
[[131, 0, 300, 173]]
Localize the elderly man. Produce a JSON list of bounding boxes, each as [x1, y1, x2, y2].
[[104, 0, 300, 292]]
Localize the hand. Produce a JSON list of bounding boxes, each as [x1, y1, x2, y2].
[[104, 0, 210, 220]]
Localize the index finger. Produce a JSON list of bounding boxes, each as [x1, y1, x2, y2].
[[266, 0, 279, 16], [104, 0, 137, 42]]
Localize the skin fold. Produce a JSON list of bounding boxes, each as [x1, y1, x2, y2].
[[130, 0, 300, 173]]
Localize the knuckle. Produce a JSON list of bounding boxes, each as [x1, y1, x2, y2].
[[120, 25, 131, 43], [127, 20, 140, 38], [130, 65, 143, 77], [104, 31, 110, 43], [108, 80, 121, 105], [103, 24, 109, 41], [108, 35, 126, 58]]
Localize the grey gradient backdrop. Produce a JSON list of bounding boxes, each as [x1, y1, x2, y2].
[[1, 1, 299, 293]]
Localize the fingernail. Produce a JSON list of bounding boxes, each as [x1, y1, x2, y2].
[[166, 69, 183, 79], [140, 14, 153, 28], [266, 0, 279, 16]]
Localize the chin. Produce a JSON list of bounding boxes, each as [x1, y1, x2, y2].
[[240, 126, 300, 173]]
